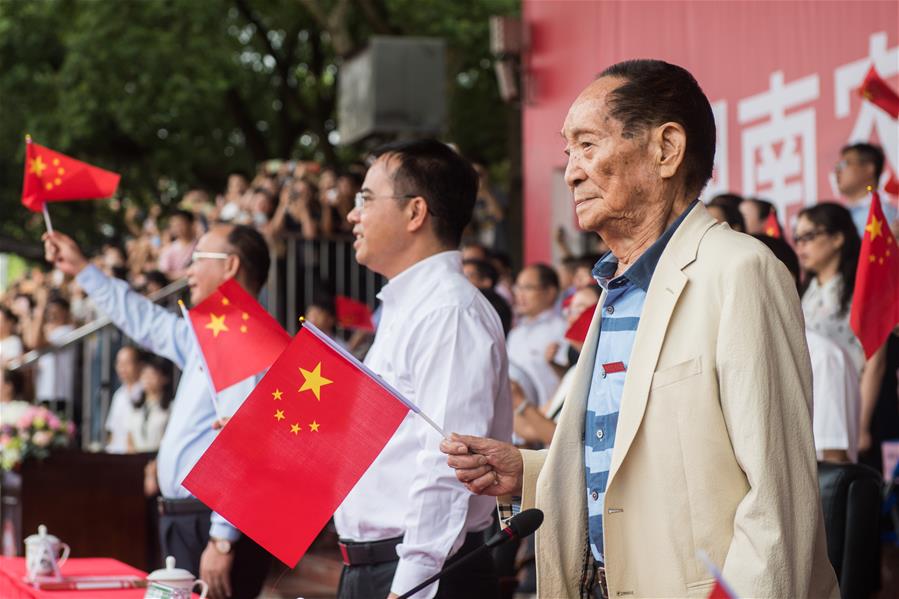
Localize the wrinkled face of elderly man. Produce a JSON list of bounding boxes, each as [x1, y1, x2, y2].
[[561, 76, 690, 238]]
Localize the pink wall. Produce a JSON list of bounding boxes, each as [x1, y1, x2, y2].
[[521, 0, 898, 263]]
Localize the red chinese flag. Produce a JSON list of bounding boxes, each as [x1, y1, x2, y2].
[[182, 323, 411, 566], [187, 279, 290, 391], [564, 303, 597, 344], [763, 211, 781, 238], [885, 171, 899, 197], [858, 65, 899, 119], [850, 191, 899, 359], [21, 138, 121, 212], [335, 295, 375, 332]]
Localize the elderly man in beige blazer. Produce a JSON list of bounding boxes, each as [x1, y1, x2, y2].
[[442, 59, 838, 599]]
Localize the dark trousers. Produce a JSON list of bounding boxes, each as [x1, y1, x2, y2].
[[159, 508, 271, 599], [338, 531, 500, 599]]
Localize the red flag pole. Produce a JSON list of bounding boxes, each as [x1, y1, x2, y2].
[[178, 299, 223, 420]]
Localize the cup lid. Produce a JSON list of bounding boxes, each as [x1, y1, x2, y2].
[[24, 524, 59, 545], [146, 556, 196, 582]]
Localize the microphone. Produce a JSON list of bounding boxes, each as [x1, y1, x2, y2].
[[397, 509, 544, 599]]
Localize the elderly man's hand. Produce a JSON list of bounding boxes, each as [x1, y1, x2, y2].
[[441, 433, 523, 496]]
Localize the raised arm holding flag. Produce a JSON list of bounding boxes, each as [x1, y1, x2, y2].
[[44, 224, 275, 599]]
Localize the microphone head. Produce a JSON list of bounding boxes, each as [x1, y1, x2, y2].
[[508, 508, 544, 539]]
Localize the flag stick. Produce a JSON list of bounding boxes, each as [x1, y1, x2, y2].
[[42, 203, 54, 234], [178, 300, 223, 421]]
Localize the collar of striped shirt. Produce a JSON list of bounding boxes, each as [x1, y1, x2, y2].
[[592, 200, 698, 291]]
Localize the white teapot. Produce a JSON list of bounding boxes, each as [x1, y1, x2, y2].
[[145, 555, 208, 599], [24, 524, 70, 581]]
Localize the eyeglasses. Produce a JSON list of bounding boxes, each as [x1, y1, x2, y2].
[[513, 284, 544, 293], [190, 251, 230, 263], [354, 192, 418, 212], [834, 158, 867, 171], [793, 230, 828, 245]]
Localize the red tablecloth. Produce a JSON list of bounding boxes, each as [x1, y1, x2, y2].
[[0, 557, 147, 599]]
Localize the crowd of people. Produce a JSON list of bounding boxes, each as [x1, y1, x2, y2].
[[0, 58, 897, 599]]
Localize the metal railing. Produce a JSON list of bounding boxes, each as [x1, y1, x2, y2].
[[6, 236, 382, 450]]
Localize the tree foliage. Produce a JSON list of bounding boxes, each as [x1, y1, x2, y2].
[[0, 0, 518, 250]]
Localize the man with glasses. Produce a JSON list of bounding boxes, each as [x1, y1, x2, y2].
[[44, 224, 272, 599], [507, 264, 567, 408], [835, 142, 897, 235], [334, 139, 511, 599]]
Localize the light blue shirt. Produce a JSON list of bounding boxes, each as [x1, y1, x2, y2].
[[584, 201, 696, 563], [77, 265, 257, 541]]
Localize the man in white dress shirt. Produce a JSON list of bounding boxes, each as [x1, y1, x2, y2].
[[334, 139, 512, 599], [506, 265, 567, 407]]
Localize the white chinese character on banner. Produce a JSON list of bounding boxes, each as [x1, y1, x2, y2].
[[738, 71, 820, 213], [833, 31, 898, 194], [700, 100, 729, 202]]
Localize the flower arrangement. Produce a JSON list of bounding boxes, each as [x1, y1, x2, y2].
[[0, 405, 75, 471]]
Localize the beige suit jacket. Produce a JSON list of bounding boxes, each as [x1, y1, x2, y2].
[[512, 205, 838, 598]]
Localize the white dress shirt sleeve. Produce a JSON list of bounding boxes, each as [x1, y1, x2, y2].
[[76, 264, 193, 369], [390, 306, 504, 598]]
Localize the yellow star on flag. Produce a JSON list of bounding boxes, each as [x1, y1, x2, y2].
[[309, 420, 320, 432], [298, 362, 333, 401], [30, 155, 47, 177], [272, 389, 283, 401], [205, 313, 229, 337], [222, 297, 230, 306], [274, 409, 285, 421], [866, 215, 883, 242], [290, 423, 301, 435], [242, 312, 249, 321]]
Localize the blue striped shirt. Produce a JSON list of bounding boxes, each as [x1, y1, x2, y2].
[[585, 202, 696, 563]]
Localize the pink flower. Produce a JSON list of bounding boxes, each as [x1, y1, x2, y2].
[[65, 422, 75, 436], [0, 434, 9, 446], [32, 431, 52, 448], [47, 414, 61, 431]]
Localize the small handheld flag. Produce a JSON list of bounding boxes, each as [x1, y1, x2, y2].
[[564, 304, 597, 344], [850, 189, 899, 358], [184, 279, 291, 392], [21, 136, 120, 215], [858, 65, 899, 118], [183, 321, 438, 566]]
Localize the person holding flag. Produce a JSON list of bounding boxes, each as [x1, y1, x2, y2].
[[334, 139, 512, 599], [43, 223, 276, 599]]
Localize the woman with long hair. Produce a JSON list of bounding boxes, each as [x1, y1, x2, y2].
[[795, 202, 862, 370], [795, 202, 886, 455]]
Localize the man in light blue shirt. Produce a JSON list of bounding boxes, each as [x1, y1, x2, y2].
[[835, 142, 897, 235], [45, 224, 272, 599]]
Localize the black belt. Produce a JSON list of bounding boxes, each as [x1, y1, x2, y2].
[[338, 535, 404, 566], [157, 497, 211, 516], [338, 530, 486, 567]]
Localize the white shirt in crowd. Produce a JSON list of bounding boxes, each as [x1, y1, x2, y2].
[[333, 251, 512, 599], [127, 399, 170, 453], [801, 274, 864, 374], [105, 382, 144, 454], [807, 330, 860, 462], [35, 325, 76, 403], [0, 334, 23, 364], [506, 308, 567, 407]]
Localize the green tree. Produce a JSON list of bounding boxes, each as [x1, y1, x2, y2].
[[0, 0, 518, 252]]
